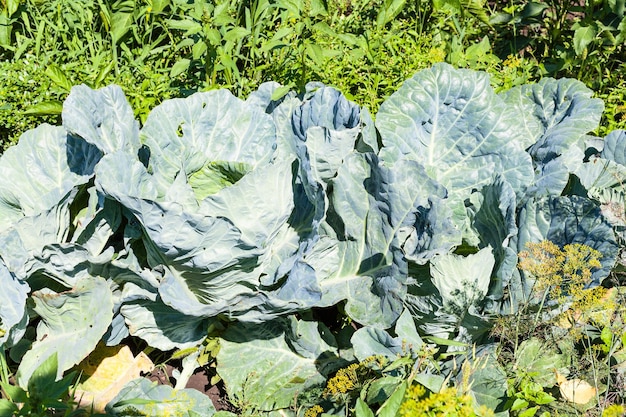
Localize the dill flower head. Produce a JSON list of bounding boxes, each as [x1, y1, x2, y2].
[[399, 384, 494, 417], [323, 363, 360, 398], [518, 240, 565, 294], [602, 404, 626, 417], [518, 241, 603, 303], [304, 404, 324, 417]]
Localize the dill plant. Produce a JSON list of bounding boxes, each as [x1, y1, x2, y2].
[[303, 404, 324, 417], [398, 384, 494, 417], [492, 241, 626, 415], [319, 356, 385, 402], [492, 241, 606, 358], [300, 361, 371, 416], [303, 343, 501, 416], [518, 241, 603, 302], [323, 363, 363, 399], [517, 241, 605, 333]]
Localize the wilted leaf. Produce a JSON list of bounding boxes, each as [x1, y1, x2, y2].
[[75, 344, 154, 412], [555, 372, 597, 404]]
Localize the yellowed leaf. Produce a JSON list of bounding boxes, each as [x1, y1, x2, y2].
[[74, 344, 154, 412], [555, 371, 596, 404]]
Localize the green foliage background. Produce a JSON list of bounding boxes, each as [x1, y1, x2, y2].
[[2, 0, 625, 150]]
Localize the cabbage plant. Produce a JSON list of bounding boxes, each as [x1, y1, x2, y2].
[[0, 63, 622, 415]]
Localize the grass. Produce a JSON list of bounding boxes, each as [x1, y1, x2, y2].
[[2, 0, 625, 149]]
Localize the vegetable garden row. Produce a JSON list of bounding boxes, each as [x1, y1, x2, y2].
[[1, 61, 625, 416]]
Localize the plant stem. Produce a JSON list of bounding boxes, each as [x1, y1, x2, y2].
[[533, 288, 551, 328], [0, 349, 9, 385]]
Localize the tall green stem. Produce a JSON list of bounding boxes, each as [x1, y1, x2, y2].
[[0, 349, 9, 386], [533, 288, 551, 328]]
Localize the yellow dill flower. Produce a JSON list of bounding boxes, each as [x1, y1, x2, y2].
[[324, 363, 360, 397], [518, 240, 564, 294], [304, 404, 324, 417], [398, 384, 427, 416], [519, 241, 602, 303], [399, 384, 493, 417], [407, 383, 427, 399], [558, 286, 616, 335], [602, 404, 626, 417]]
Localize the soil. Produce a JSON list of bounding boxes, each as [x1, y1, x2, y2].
[[146, 364, 238, 413]]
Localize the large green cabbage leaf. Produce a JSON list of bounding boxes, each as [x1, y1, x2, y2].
[[351, 309, 423, 361], [575, 156, 626, 227], [245, 82, 304, 161], [601, 129, 626, 165], [292, 85, 362, 189], [62, 84, 140, 155], [217, 317, 343, 413], [304, 152, 408, 328], [15, 276, 114, 388], [388, 160, 460, 264], [0, 195, 72, 280], [466, 176, 519, 312], [502, 77, 604, 197], [291, 85, 371, 246], [404, 247, 495, 342], [376, 63, 534, 235], [0, 125, 100, 232], [0, 260, 29, 347], [140, 89, 277, 199], [106, 378, 216, 417]]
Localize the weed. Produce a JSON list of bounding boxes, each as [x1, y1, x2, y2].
[[0, 353, 86, 417]]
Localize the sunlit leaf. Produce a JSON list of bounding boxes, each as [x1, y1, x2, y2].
[[75, 345, 154, 412], [555, 372, 597, 404]]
